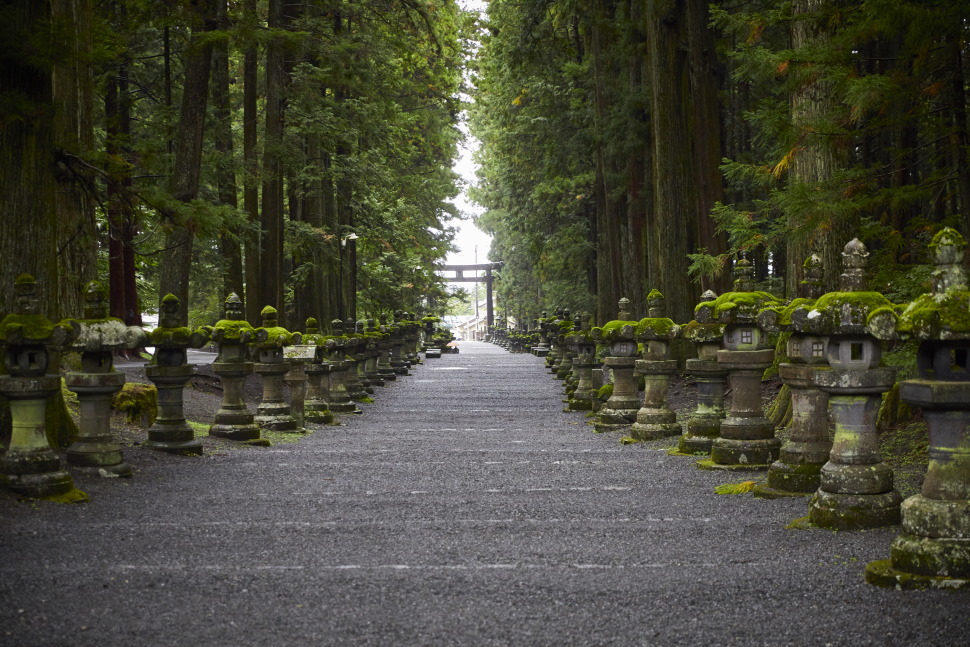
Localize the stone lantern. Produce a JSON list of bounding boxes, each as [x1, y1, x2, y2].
[[0, 274, 81, 498], [377, 315, 397, 381], [789, 239, 900, 529], [555, 313, 577, 381], [422, 316, 441, 358], [865, 228, 970, 588], [630, 290, 682, 442], [564, 315, 597, 412], [363, 319, 384, 388], [535, 311, 551, 357], [398, 312, 420, 366], [390, 312, 410, 375], [677, 290, 726, 455], [64, 281, 148, 476], [325, 320, 361, 415], [753, 255, 832, 497], [695, 258, 782, 470], [144, 294, 209, 455], [298, 317, 334, 426], [592, 299, 641, 434], [253, 305, 302, 433], [343, 320, 369, 400], [209, 293, 264, 441], [546, 308, 565, 372]]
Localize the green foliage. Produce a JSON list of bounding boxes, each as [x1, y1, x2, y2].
[[704, 0, 970, 294], [469, 1, 598, 321]]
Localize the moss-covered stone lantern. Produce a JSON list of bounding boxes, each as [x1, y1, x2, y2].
[[295, 317, 334, 426], [0, 274, 83, 499], [677, 290, 727, 455], [753, 255, 831, 497], [253, 305, 302, 433], [535, 311, 551, 357], [399, 312, 421, 366], [546, 307, 566, 372], [791, 239, 901, 530], [695, 257, 782, 470], [64, 281, 147, 476], [325, 320, 361, 415], [630, 290, 682, 441], [554, 313, 576, 381], [592, 299, 641, 434], [390, 312, 410, 375], [144, 293, 209, 455], [865, 228, 970, 588], [210, 293, 265, 441], [564, 314, 597, 412], [362, 319, 383, 389], [376, 315, 397, 382], [343, 320, 370, 400]]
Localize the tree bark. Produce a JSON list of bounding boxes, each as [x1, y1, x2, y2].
[[0, 0, 79, 448], [158, 0, 217, 324], [646, 0, 695, 324], [258, 0, 287, 320], [212, 0, 244, 303], [788, 0, 851, 295], [243, 0, 261, 324], [51, 0, 97, 320], [686, 0, 728, 295], [1, 0, 59, 313], [588, 1, 625, 323]]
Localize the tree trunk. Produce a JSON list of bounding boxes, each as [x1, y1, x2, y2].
[[212, 0, 243, 304], [1, 1, 59, 313], [0, 0, 79, 448], [157, 1, 217, 323], [686, 0, 728, 295], [243, 0, 261, 324], [787, 0, 851, 295], [51, 0, 97, 320], [259, 0, 286, 320], [646, 0, 695, 324], [588, 1, 624, 323]]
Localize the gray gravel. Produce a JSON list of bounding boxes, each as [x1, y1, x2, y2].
[[0, 341, 967, 646]]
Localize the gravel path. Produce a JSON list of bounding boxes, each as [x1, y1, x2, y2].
[[0, 341, 967, 646]]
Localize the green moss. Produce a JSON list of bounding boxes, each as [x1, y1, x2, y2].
[[187, 420, 209, 437], [148, 326, 194, 344], [619, 436, 640, 445], [358, 396, 375, 404], [635, 317, 676, 339], [680, 320, 723, 343], [36, 488, 89, 504], [258, 326, 295, 346], [895, 290, 970, 339], [212, 319, 254, 339], [811, 291, 892, 316], [0, 313, 59, 341], [930, 227, 966, 248], [646, 289, 664, 301], [696, 290, 779, 318], [596, 383, 614, 399], [714, 480, 757, 494], [775, 298, 814, 326], [111, 383, 158, 427]]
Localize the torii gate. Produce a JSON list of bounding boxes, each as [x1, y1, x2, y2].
[[439, 262, 502, 327]]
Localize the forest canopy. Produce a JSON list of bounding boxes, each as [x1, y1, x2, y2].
[[469, 0, 970, 326]]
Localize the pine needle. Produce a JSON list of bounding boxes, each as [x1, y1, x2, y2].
[[714, 480, 757, 495]]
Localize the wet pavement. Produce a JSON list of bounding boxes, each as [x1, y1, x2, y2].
[[0, 341, 967, 646]]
